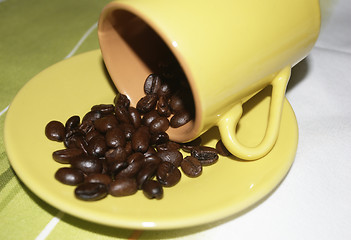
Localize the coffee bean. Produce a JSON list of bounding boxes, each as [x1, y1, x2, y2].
[[181, 137, 202, 152], [55, 167, 84, 185], [142, 179, 163, 199], [82, 110, 102, 124], [150, 132, 169, 145], [157, 150, 183, 167], [144, 74, 162, 95], [156, 96, 171, 117], [105, 127, 126, 148], [116, 153, 144, 178], [52, 148, 84, 164], [105, 146, 127, 164], [144, 154, 162, 166], [75, 182, 108, 201], [85, 173, 112, 185], [157, 162, 181, 187], [71, 155, 103, 174], [142, 110, 160, 126], [108, 161, 128, 176], [170, 111, 191, 128], [128, 107, 142, 129], [191, 146, 219, 166], [136, 94, 158, 113], [156, 141, 181, 152], [136, 163, 158, 189], [86, 135, 107, 157], [85, 129, 102, 142], [115, 105, 130, 124], [181, 156, 202, 177], [169, 93, 185, 113], [114, 93, 130, 108], [132, 126, 150, 153], [157, 82, 172, 97], [94, 115, 118, 133], [109, 178, 138, 197], [149, 116, 169, 134], [143, 146, 157, 158], [45, 120, 65, 142], [215, 139, 232, 156], [91, 104, 114, 115], [119, 123, 135, 140], [65, 115, 80, 132]]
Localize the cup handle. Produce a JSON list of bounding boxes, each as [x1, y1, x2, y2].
[[217, 66, 291, 160]]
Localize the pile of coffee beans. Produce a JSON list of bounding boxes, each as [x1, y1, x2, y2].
[[45, 74, 231, 201]]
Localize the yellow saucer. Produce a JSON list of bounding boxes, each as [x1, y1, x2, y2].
[[4, 50, 298, 230]]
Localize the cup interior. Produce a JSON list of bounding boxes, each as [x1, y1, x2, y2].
[[98, 8, 198, 142]]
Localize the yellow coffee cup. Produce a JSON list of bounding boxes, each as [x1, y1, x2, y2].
[[98, 0, 320, 160]]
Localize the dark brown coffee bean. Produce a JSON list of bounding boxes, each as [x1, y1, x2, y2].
[[128, 106, 141, 129], [144, 154, 162, 166], [86, 136, 107, 157], [75, 182, 108, 201], [114, 93, 130, 108], [55, 167, 84, 185], [119, 123, 135, 140], [82, 110, 102, 124], [142, 179, 163, 199], [136, 163, 158, 189], [191, 146, 219, 166], [181, 156, 202, 177], [170, 111, 191, 128], [150, 132, 169, 145], [71, 155, 103, 174], [52, 148, 84, 164], [64, 132, 87, 151], [116, 153, 144, 178], [142, 110, 160, 126], [143, 146, 157, 158], [136, 94, 158, 113], [181, 137, 202, 152], [169, 93, 185, 113], [105, 127, 126, 148], [85, 129, 102, 142], [156, 150, 183, 167], [65, 115, 80, 132], [216, 139, 232, 156], [115, 105, 130, 124], [109, 178, 138, 197], [85, 173, 112, 185], [124, 141, 133, 156], [105, 146, 127, 164], [144, 74, 162, 95], [149, 117, 169, 134], [108, 161, 128, 176], [157, 82, 172, 97], [45, 120, 65, 142], [156, 162, 181, 187], [131, 126, 150, 153], [91, 104, 114, 115], [93, 115, 118, 133], [156, 96, 171, 117], [78, 121, 94, 134]]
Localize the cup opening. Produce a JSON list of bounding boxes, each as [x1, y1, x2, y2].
[[98, 8, 197, 143]]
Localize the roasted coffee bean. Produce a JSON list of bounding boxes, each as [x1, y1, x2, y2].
[[156, 96, 171, 117], [115, 105, 130, 124], [181, 137, 202, 152], [108, 161, 128, 176], [144, 154, 162, 166], [78, 121, 94, 134], [215, 139, 232, 156], [93, 115, 118, 133], [142, 110, 160, 126], [143, 146, 157, 158], [156, 150, 183, 167], [64, 132, 87, 151], [157, 162, 181, 187], [105, 127, 126, 148], [136, 163, 158, 189], [136, 94, 158, 113], [144, 74, 162, 95], [75, 182, 108, 201], [170, 111, 191, 128], [124, 141, 133, 156], [128, 107, 141, 129], [91, 104, 114, 115], [114, 93, 130, 108], [105, 146, 127, 164], [181, 156, 202, 177], [126, 152, 145, 164], [71, 155, 103, 174], [169, 93, 185, 113], [157, 82, 172, 97], [115, 153, 144, 178], [82, 110, 102, 124], [109, 178, 138, 197], [85, 173, 112, 185], [52, 148, 84, 164], [191, 146, 219, 166], [119, 123, 135, 140], [45, 120, 65, 142], [149, 116, 169, 134], [132, 126, 150, 153], [156, 141, 181, 152], [142, 179, 163, 199], [65, 115, 80, 132], [150, 132, 169, 145], [55, 167, 84, 185], [86, 136, 107, 157], [85, 129, 102, 142]]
